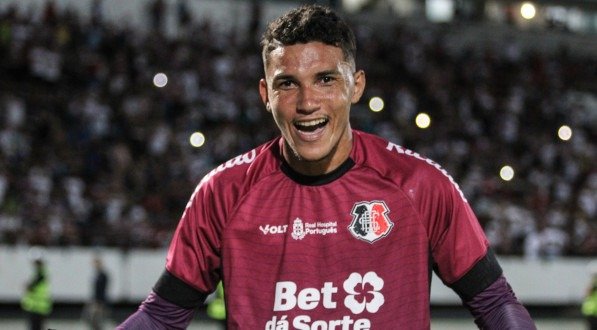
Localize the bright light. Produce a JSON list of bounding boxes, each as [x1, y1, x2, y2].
[[426, 0, 454, 23], [500, 165, 515, 181], [415, 113, 431, 129], [153, 73, 168, 88], [521, 2, 536, 20], [369, 96, 385, 112], [558, 125, 572, 141], [189, 132, 205, 148], [343, 0, 370, 13]]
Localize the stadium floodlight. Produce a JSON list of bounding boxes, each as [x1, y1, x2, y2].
[[153, 72, 168, 88], [557, 125, 572, 141], [415, 113, 431, 129], [368, 96, 385, 112], [190, 131, 206, 148], [520, 2, 537, 20], [426, 0, 454, 23], [499, 165, 515, 181]]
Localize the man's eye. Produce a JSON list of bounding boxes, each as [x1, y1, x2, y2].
[[277, 80, 295, 89], [320, 76, 335, 84]]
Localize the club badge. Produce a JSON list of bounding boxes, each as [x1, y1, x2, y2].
[[348, 201, 394, 243]]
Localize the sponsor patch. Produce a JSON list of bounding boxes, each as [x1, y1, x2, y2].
[[269, 271, 385, 329], [259, 218, 337, 240]]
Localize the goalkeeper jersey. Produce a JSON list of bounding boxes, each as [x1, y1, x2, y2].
[[163, 129, 498, 329]]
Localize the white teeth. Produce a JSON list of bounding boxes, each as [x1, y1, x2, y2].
[[295, 118, 327, 127]]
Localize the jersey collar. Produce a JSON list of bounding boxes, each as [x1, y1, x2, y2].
[[280, 157, 355, 186]]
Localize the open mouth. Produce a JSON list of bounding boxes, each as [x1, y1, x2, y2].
[[293, 118, 329, 133]]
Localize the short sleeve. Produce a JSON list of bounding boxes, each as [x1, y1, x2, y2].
[[415, 164, 490, 285], [165, 178, 225, 294]]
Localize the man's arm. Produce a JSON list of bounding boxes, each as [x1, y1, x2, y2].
[[464, 275, 536, 329], [117, 270, 209, 330], [116, 291, 195, 330], [446, 250, 536, 329]]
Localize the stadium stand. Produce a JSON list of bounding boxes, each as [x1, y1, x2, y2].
[[0, 0, 594, 260]]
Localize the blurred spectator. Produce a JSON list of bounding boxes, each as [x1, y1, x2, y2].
[[82, 256, 110, 330], [206, 281, 226, 329], [583, 269, 597, 330], [148, 0, 166, 33], [21, 257, 52, 330], [176, 0, 192, 34]]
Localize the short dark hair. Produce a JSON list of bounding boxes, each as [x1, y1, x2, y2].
[[261, 5, 356, 66]]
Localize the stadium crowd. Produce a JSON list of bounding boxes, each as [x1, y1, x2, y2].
[[0, 1, 595, 258]]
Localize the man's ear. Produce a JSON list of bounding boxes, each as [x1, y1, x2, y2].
[[351, 70, 366, 104], [259, 78, 271, 112]]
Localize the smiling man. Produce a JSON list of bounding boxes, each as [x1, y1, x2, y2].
[[259, 39, 364, 175], [118, 5, 536, 329]]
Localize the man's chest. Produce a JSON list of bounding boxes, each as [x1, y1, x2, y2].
[[222, 174, 432, 274], [220, 175, 434, 328]]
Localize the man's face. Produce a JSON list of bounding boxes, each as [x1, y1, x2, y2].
[[260, 42, 365, 175]]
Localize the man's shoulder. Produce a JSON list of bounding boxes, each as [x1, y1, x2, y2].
[[182, 138, 282, 221], [199, 138, 281, 188], [354, 130, 456, 184], [354, 130, 432, 170]]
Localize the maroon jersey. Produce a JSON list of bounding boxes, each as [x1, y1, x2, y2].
[[165, 130, 493, 329]]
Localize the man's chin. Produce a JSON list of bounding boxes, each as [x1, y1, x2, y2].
[[287, 150, 338, 175], [291, 148, 330, 164]]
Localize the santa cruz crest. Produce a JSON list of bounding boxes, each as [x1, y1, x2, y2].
[[348, 201, 394, 243]]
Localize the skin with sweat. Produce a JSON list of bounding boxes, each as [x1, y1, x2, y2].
[[260, 41, 366, 176]]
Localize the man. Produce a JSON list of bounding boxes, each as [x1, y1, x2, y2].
[[582, 271, 597, 330], [118, 5, 535, 329], [83, 256, 110, 330], [21, 258, 52, 330], [206, 281, 226, 328]]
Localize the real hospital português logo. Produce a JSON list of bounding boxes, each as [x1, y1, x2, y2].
[[268, 271, 385, 330], [291, 218, 306, 240], [348, 201, 394, 243]]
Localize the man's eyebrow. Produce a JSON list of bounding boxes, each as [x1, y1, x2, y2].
[[316, 70, 341, 77], [272, 73, 295, 81]]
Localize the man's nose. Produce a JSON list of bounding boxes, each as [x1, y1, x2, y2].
[[297, 85, 320, 113]]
